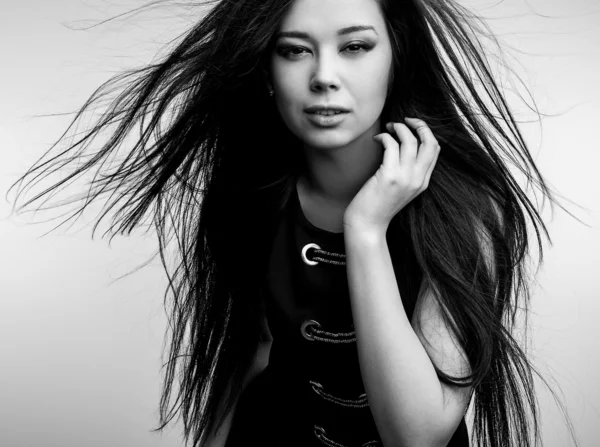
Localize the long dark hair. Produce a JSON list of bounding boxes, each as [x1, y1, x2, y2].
[[8, 0, 581, 446]]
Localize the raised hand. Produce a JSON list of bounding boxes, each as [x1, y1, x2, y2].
[[342, 117, 441, 234]]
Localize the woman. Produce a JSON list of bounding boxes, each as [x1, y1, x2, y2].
[[9, 0, 578, 446]]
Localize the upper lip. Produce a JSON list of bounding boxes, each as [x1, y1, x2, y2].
[[305, 104, 350, 113]]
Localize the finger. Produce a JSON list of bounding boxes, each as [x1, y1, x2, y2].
[[422, 143, 441, 188], [404, 117, 439, 166], [387, 122, 418, 166], [404, 117, 436, 147], [404, 117, 436, 145], [373, 133, 400, 168]]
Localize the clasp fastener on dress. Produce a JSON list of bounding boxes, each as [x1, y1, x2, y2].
[[300, 319, 356, 343], [309, 380, 369, 408], [301, 243, 346, 266], [314, 425, 382, 447]]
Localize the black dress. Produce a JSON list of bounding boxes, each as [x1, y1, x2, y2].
[[225, 183, 470, 447]]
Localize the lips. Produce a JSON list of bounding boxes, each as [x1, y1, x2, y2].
[[305, 111, 348, 127], [304, 105, 351, 114], [311, 110, 345, 116]]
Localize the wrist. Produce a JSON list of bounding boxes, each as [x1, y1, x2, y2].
[[343, 221, 387, 244]]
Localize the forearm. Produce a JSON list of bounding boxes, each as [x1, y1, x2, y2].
[[344, 229, 446, 447]]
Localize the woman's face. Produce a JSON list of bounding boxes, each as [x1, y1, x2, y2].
[[269, 0, 393, 151]]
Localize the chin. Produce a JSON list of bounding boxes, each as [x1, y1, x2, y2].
[[296, 125, 356, 148], [302, 134, 354, 150]]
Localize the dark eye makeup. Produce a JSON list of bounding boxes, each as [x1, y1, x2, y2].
[[275, 42, 373, 58]]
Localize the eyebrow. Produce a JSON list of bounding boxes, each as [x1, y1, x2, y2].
[[275, 25, 378, 40]]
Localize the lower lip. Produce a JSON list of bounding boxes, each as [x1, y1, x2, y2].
[[305, 112, 348, 127]]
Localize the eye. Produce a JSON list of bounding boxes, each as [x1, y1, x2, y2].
[[344, 43, 371, 53], [276, 42, 372, 59], [277, 46, 308, 58]]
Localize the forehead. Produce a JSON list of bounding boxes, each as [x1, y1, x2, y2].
[[278, 0, 385, 35]]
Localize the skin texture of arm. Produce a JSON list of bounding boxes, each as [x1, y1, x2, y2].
[[344, 227, 472, 447]]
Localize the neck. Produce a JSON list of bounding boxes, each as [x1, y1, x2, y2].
[[300, 120, 384, 206]]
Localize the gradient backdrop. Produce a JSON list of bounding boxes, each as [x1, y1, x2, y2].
[[1, 1, 598, 446]]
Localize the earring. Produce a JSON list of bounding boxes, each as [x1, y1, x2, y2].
[[267, 84, 274, 96]]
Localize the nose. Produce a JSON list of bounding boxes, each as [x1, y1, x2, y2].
[[309, 53, 340, 93]]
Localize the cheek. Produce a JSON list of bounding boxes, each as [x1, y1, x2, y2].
[[275, 88, 300, 124], [349, 78, 388, 128], [273, 94, 306, 140], [361, 55, 393, 103], [271, 67, 292, 96]]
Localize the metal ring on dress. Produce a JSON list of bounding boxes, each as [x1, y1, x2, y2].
[[301, 243, 321, 266], [314, 425, 326, 438], [310, 380, 324, 391], [301, 319, 321, 341]]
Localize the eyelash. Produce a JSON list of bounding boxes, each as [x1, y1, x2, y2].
[[277, 43, 372, 59]]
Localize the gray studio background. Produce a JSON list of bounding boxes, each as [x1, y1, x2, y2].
[[1, 1, 598, 446]]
